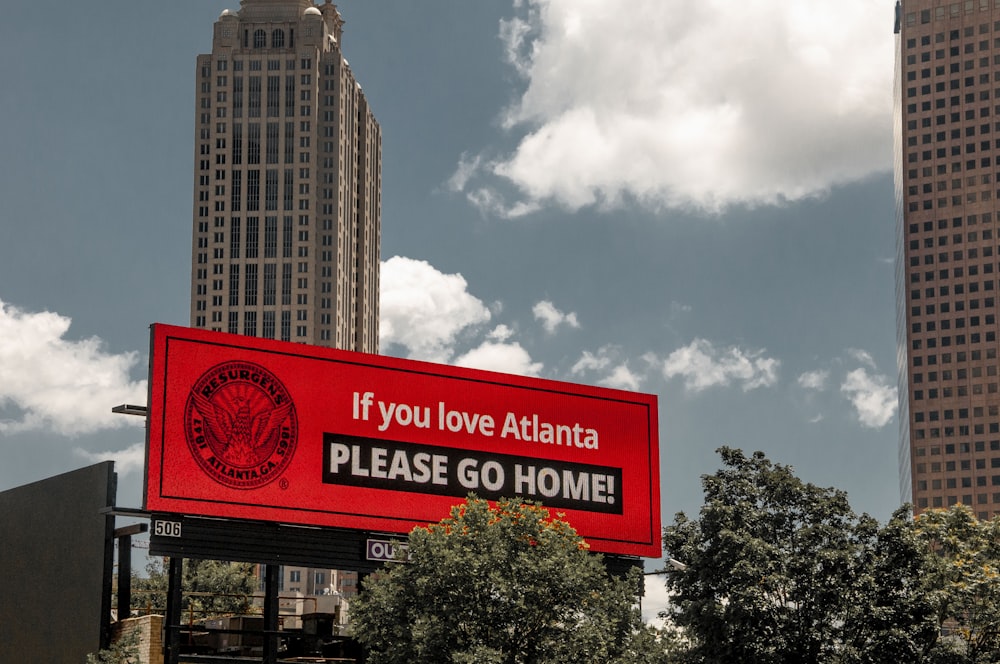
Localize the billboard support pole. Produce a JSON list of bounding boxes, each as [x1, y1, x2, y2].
[[117, 535, 131, 621], [165, 557, 183, 664], [113, 523, 148, 623], [263, 564, 280, 664], [99, 470, 117, 651]]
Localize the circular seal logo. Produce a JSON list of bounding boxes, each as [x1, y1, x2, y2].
[[185, 361, 298, 490]]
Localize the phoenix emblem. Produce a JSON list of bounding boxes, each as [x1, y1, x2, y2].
[[184, 361, 298, 489]]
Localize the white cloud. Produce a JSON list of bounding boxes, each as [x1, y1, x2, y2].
[[847, 347, 877, 369], [379, 256, 492, 362], [454, 341, 543, 377], [797, 369, 830, 391], [379, 259, 542, 377], [0, 299, 147, 436], [75, 442, 146, 475], [600, 364, 642, 392], [571, 350, 611, 375], [571, 347, 642, 391], [488, 324, 515, 342], [662, 338, 779, 393], [446, 152, 482, 193], [532, 299, 579, 333], [840, 367, 897, 429], [458, 0, 891, 215]]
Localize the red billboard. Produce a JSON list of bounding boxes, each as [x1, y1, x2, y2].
[[145, 324, 661, 557]]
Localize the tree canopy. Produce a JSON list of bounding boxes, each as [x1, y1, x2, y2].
[[914, 504, 1000, 663], [350, 495, 670, 664], [131, 558, 257, 619], [661, 447, 939, 664]]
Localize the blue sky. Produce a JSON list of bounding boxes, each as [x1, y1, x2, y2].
[[0, 0, 897, 619]]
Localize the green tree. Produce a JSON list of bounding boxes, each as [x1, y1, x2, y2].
[[131, 558, 257, 619], [351, 496, 669, 664], [86, 628, 139, 664], [839, 505, 940, 663], [914, 504, 1000, 663], [662, 447, 938, 664]]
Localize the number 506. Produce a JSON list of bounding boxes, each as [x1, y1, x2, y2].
[[153, 520, 182, 537]]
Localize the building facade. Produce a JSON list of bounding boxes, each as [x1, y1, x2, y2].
[[896, 0, 1000, 517], [190, 0, 381, 353]]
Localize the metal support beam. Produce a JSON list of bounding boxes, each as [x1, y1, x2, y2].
[[111, 404, 149, 416], [165, 557, 183, 664], [99, 473, 117, 651], [263, 565, 280, 664], [114, 523, 149, 538], [115, 522, 147, 622], [117, 535, 132, 621]]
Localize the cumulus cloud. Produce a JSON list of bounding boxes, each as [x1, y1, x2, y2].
[[600, 364, 643, 392], [75, 442, 146, 475], [571, 346, 642, 391], [0, 299, 146, 436], [379, 259, 542, 376], [488, 324, 516, 342], [456, 0, 891, 215], [797, 369, 830, 391], [454, 340, 543, 377], [847, 347, 877, 369], [532, 300, 579, 333], [840, 367, 897, 428], [379, 256, 492, 362], [661, 338, 779, 393]]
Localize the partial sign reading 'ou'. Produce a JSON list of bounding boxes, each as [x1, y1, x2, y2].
[[366, 539, 409, 563]]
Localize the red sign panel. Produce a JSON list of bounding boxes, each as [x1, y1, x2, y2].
[[145, 324, 661, 557]]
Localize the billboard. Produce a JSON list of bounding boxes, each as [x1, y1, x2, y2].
[[145, 324, 661, 557], [0, 462, 116, 662]]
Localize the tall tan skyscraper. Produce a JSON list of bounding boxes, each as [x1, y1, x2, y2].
[[190, 0, 381, 353], [895, 0, 1000, 517]]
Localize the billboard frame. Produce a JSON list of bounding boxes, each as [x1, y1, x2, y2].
[[145, 324, 661, 558]]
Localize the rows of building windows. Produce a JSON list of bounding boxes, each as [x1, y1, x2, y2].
[[910, 347, 997, 368], [911, 271, 995, 289], [912, 422, 998, 436], [910, 330, 997, 354], [193, 47, 375, 350], [898, 8, 1000, 516], [205, 58, 313, 74], [226, 77, 307, 120], [245, 28, 293, 51], [903, 48, 996, 73], [908, 215, 996, 235], [910, 293, 996, 310], [905, 235, 997, 268], [258, 567, 358, 597], [913, 493, 998, 518], [907, 241, 996, 262], [223, 57, 305, 73], [912, 410, 1000, 433], [907, 179, 995, 203], [905, 2, 1000, 28], [907, 36, 1000, 56], [911, 437, 1000, 516]]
